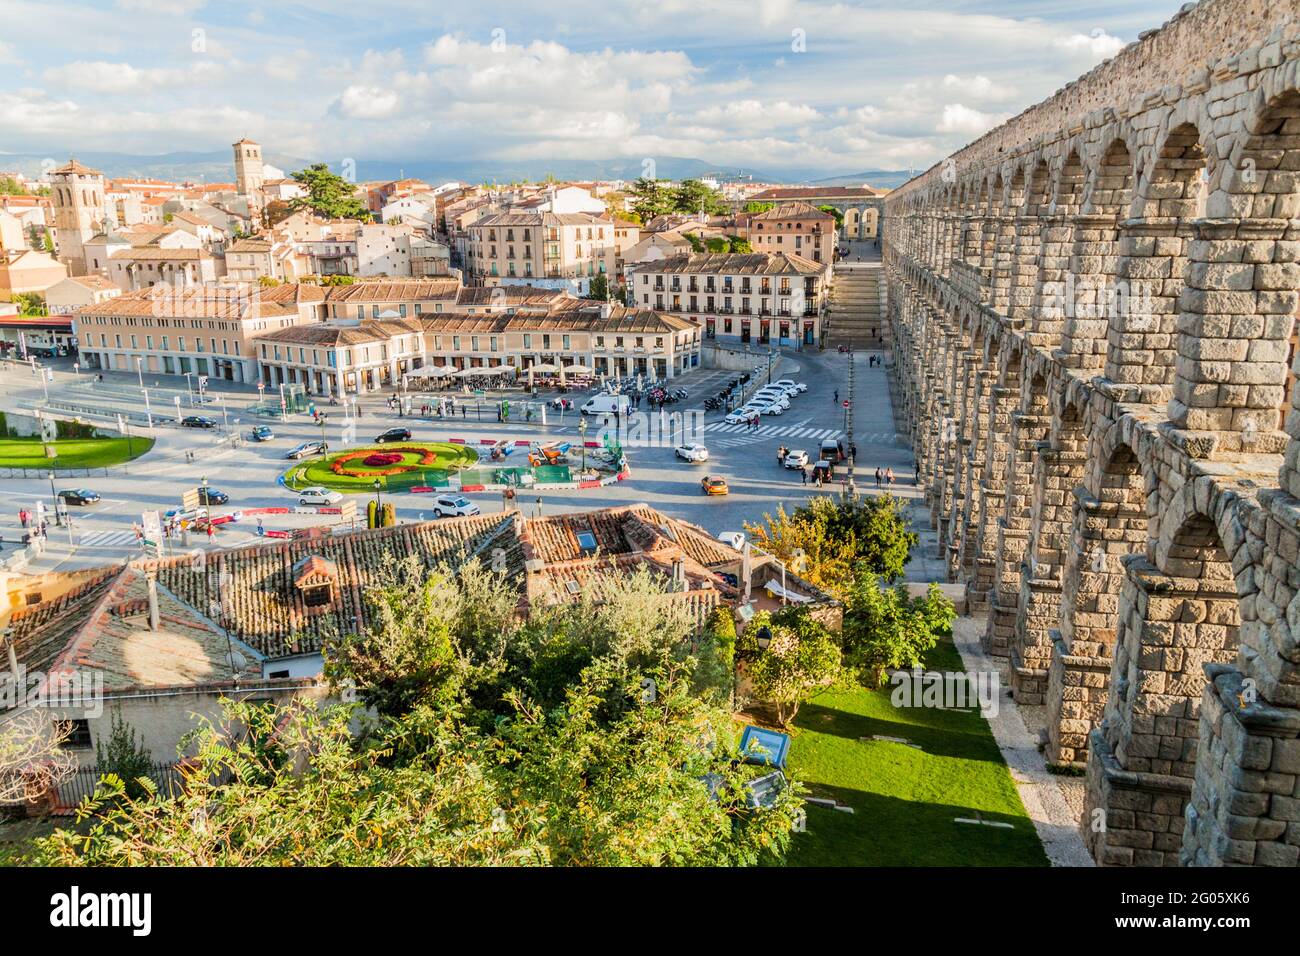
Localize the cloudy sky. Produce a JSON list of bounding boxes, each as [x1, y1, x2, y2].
[[0, 0, 1186, 175]]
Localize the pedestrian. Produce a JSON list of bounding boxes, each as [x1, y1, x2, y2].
[[886, 467, 895, 485], [800, 467, 807, 485], [19, 509, 28, 528], [850, 442, 857, 460], [875, 467, 882, 488], [834, 389, 839, 404]]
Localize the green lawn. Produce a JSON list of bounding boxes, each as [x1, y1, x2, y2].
[[0, 436, 155, 470], [282, 442, 479, 492], [781, 640, 1048, 866]]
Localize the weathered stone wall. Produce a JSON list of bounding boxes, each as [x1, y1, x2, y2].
[[884, 0, 1300, 866]]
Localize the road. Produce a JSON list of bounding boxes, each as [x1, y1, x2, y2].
[[0, 346, 927, 574]]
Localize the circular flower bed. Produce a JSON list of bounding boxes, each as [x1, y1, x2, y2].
[[332, 445, 440, 478]]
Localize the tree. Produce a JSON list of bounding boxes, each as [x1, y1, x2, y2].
[[12, 292, 45, 316], [745, 609, 842, 726], [0, 712, 73, 805], [745, 201, 776, 214], [841, 571, 956, 688], [264, 199, 293, 226], [290, 163, 369, 220], [817, 204, 844, 228], [672, 179, 728, 216], [0, 175, 28, 195], [728, 236, 752, 253], [626, 177, 675, 222], [745, 494, 918, 599], [323, 556, 466, 718], [584, 275, 611, 301], [95, 707, 153, 801]]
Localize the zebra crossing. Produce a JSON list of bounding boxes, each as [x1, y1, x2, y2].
[[703, 420, 843, 448], [78, 529, 143, 549]]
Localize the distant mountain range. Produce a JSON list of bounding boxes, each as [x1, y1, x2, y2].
[[0, 148, 911, 190]]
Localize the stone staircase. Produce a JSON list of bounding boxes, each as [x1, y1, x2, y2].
[[826, 262, 888, 349]]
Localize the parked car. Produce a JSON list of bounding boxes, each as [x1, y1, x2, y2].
[[286, 440, 329, 459], [725, 408, 757, 425], [784, 450, 809, 469], [197, 487, 229, 506], [756, 401, 784, 416], [675, 443, 710, 463], [251, 425, 275, 442], [753, 391, 792, 408], [181, 415, 217, 429], [701, 475, 729, 496], [297, 486, 344, 506], [772, 379, 807, 394], [375, 427, 412, 443], [811, 459, 835, 483], [56, 489, 101, 506], [431, 494, 480, 517]]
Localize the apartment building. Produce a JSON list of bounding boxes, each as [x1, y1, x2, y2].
[[744, 201, 837, 266], [627, 252, 830, 348], [73, 284, 313, 383], [0, 249, 67, 298], [466, 211, 616, 293], [321, 277, 460, 321], [252, 297, 701, 395]]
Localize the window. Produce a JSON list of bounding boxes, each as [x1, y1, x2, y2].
[[62, 719, 92, 750]]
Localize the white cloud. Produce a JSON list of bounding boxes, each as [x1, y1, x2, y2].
[[43, 59, 218, 94], [331, 85, 401, 120], [114, 0, 206, 14], [1054, 29, 1127, 60], [937, 103, 1006, 137]]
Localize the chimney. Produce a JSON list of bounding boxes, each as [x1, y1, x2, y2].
[[146, 575, 160, 631], [741, 542, 753, 602], [4, 628, 19, 684], [599, 302, 612, 319], [671, 557, 686, 592]]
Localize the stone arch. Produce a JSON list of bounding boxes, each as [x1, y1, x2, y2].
[[1048, 428, 1158, 766], [1029, 149, 1086, 344], [1059, 138, 1135, 371], [1170, 89, 1300, 445], [1083, 503, 1244, 866], [1104, 122, 1211, 401]]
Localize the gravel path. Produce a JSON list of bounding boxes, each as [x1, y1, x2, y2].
[[951, 614, 1094, 867]]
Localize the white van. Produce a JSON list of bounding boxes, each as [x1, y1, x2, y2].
[[581, 394, 632, 417]]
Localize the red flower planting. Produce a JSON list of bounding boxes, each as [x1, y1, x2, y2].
[[329, 445, 445, 478], [363, 452, 404, 467]]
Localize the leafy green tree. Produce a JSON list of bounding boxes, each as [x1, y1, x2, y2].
[[745, 201, 776, 214], [324, 556, 466, 718], [672, 179, 728, 216], [728, 236, 752, 253], [817, 204, 844, 227], [744, 609, 843, 726], [584, 274, 611, 301], [94, 708, 154, 801], [841, 571, 956, 688], [290, 163, 369, 220], [746, 494, 917, 599], [627, 177, 675, 222], [0, 175, 28, 195], [12, 292, 45, 316]]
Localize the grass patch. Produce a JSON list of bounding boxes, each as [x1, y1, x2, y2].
[[780, 639, 1048, 867], [282, 442, 478, 492], [0, 436, 154, 470]]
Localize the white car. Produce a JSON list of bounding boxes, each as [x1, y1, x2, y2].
[[725, 408, 758, 424], [675, 443, 710, 462], [756, 401, 785, 416], [784, 450, 809, 469], [297, 486, 344, 506], [753, 391, 791, 409], [431, 494, 480, 517], [773, 379, 807, 394]]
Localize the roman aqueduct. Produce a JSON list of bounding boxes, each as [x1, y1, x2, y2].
[[884, 0, 1300, 865]]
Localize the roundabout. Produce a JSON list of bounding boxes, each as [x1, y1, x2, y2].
[[281, 441, 479, 493]]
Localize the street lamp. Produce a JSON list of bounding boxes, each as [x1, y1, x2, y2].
[[48, 471, 61, 527], [372, 478, 382, 517], [578, 416, 588, 473], [142, 387, 153, 428], [135, 355, 144, 388], [755, 625, 773, 651]]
